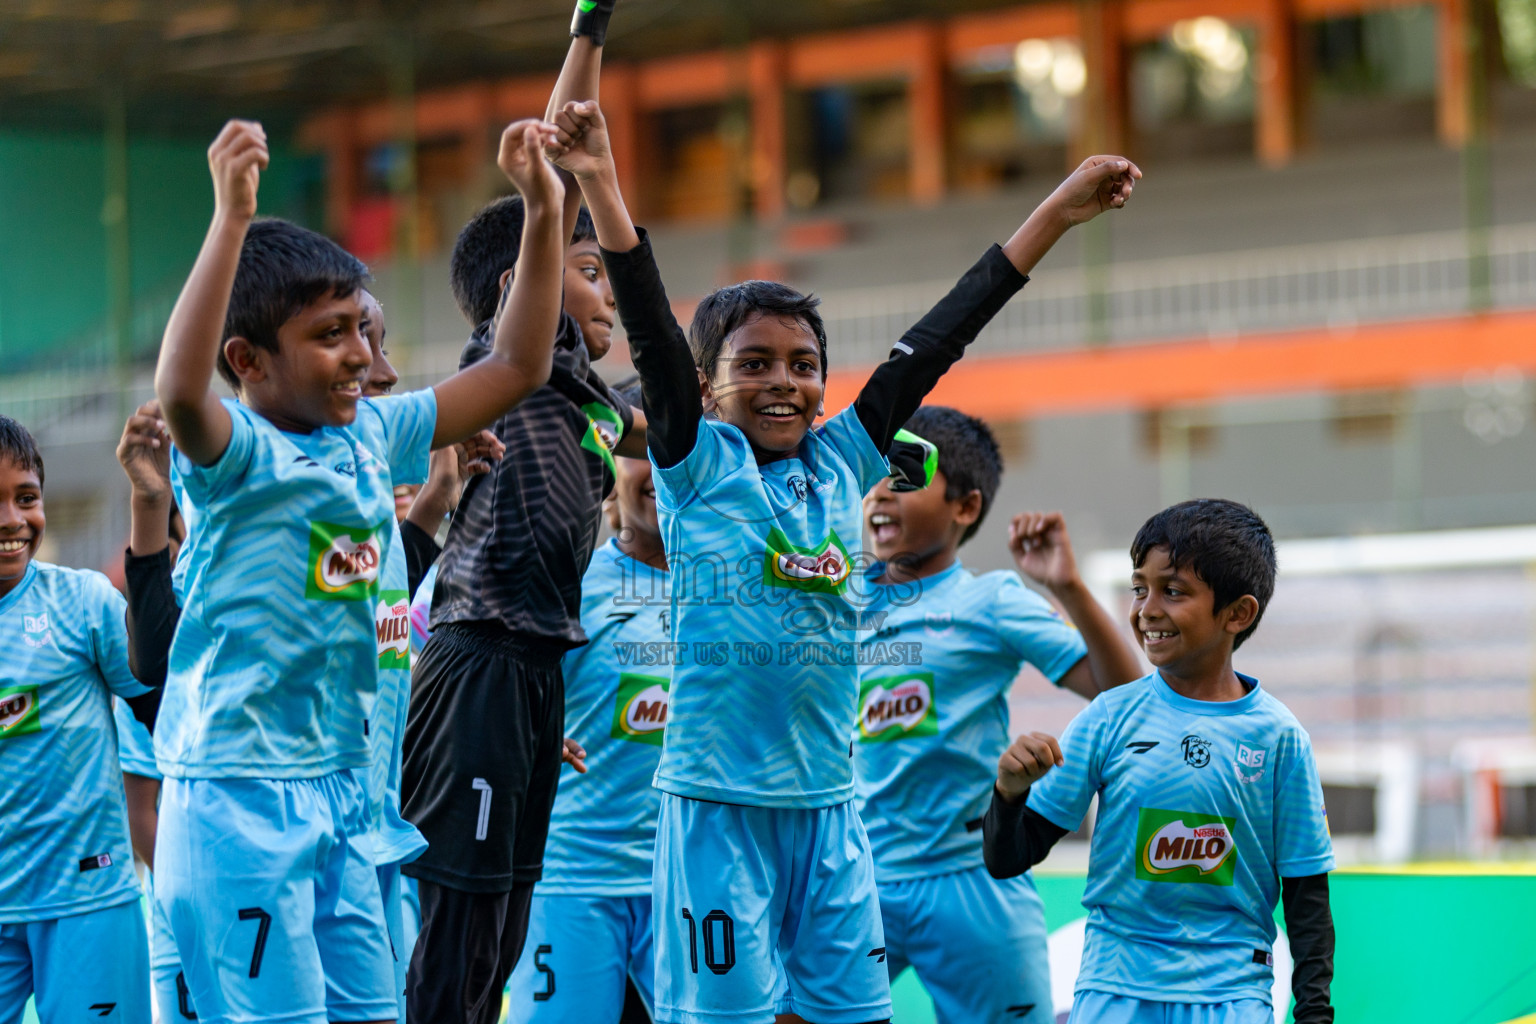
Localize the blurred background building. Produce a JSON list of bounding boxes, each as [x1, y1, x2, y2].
[[2, 0, 1535, 862]]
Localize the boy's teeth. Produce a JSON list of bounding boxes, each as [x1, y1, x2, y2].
[[0, 539, 27, 552]]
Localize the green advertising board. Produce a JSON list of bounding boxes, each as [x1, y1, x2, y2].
[[890, 865, 1536, 1024]]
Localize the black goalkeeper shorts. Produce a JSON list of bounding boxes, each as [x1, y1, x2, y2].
[[401, 621, 567, 892]]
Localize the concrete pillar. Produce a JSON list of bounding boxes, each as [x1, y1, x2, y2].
[[1075, 0, 1126, 161], [909, 22, 948, 206], [749, 41, 788, 222], [1256, 0, 1299, 166]]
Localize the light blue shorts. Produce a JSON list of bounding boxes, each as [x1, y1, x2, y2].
[[156, 770, 397, 1024], [141, 871, 196, 1022], [0, 900, 151, 1024], [505, 893, 654, 1023], [879, 865, 1051, 1023], [1070, 991, 1274, 1024], [378, 861, 411, 1023], [652, 795, 890, 1024]]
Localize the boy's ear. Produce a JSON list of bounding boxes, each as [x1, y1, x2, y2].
[[1220, 594, 1261, 636], [698, 367, 717, 414], [954, 488, 984, 528], [223, 337, 269, 386], [498, 267, 515, 292]]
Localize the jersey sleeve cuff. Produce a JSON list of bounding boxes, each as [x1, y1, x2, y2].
[[1278, 854, 1337, 878]]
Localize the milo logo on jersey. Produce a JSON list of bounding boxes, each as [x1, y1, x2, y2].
[[376, 589, 410, 671], [1135, 808, 1238, 886], [610, 673, 670, 746], [581, 401, 624, 478], [306, 521, 384, 601], [0, 685, 41, 740], [762, 527, 852, 596], [859, 671, 938, 742]]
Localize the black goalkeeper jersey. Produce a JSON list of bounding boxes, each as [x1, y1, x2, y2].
[[428, 312, 632, 648]]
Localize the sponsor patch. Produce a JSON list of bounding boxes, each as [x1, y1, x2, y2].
[[859, 671, 938, 742], [0, 685, 41, 739], [610, 673, 670, 746], [376, 589, 410, 670], [1234, 740, 1269, 784], [305, 521, 383, 601], [762, 527, 852, 595], [1134, 807, 1238, 886], [581, 402, 624, 478]]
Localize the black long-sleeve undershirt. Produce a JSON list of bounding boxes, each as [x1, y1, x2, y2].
[[400, 519, 442, 600], [984, 786, 1336, 1020], [600, 230, 1027, 470], [121, 546, 181, 733]]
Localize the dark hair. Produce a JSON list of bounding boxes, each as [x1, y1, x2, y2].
[[452, 195, 525, 327], [1130, 498, 1276, 649], [610, 372, 642, 410], [689, 280, 827, 381], [0, 415, 43, 487], [451, 197, 598, 328], [904, 405, 1001, 545], [219, 219, 369, 390]]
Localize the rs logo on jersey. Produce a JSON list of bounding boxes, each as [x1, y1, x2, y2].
[[22, 613, 52, 649], [376, 589, 410, 670], [1134, 807, 1237, 886], [858, 672, 938, 742], [306, 521, 384, 601], [0, 685, 41, 739], [610, 673, 670, 746]]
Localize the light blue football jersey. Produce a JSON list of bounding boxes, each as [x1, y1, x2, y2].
[[369, 519, 426, 866], [651, 408, 889, 808], [855, 562, 1086, 882], [160, 392, 436, 780], [112, 696, 159, 780], [0, 561, 149, 923], [540, 539, 670, 896], [1028, 671, 1335, 1005]]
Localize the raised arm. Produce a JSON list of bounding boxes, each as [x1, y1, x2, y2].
[[853, 155, 1141, 453], [430, 121, 566, 449], [982, 732, 1069, 878], [546, 16, 606, 247], [1010, 511, 1143, 699], [552, 100, 701, 468], [155, 120, 269, 466]]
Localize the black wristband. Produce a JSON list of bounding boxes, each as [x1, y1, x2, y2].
[[570, 0, 617, 45]]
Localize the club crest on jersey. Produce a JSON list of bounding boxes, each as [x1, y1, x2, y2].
[[1134, 808, 1237, 886], [22, 613, 52, 649], [762, 527, 852, 596], [581, 401, 624, 478], [306, 521, 383, 601], [610, 673, 670, 746], [0, 685, 41, 739], [376, 589, 411, 670], [1234, 741, 1269, 784], [1181, 734, 1213, 768], [859, 671, 938, 742]]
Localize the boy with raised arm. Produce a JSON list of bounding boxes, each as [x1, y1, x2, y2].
[[550, 81, 1138, 1022], [855, 405, 1142, 1024], [984, 499, 1336, 1024], [152, 115, 566, 1024]]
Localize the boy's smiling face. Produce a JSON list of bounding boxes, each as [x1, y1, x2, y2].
[[0, 460, 43, 596], [226, 288, 374, 432], [1130, 545, 1254, 672], [564, 240, 616, 361], [704, 314, 825, 461], [863, 470, 976, 569]]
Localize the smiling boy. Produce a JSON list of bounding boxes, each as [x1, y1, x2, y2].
[[0, 416, 152, 1024], [151, 116, 567, 1024], [550, 71, 1139, 1021], [983, 499, 1337, 1024]]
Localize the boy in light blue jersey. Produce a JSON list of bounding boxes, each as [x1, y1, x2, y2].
[[0, 416, 152, 1024], [856, 406, 1143, 1024], [152, 116, 568, 1024], [984, 499, 1337, 1024], [507, 415, 670, 1023], [551, 76, 1141, 1022]]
